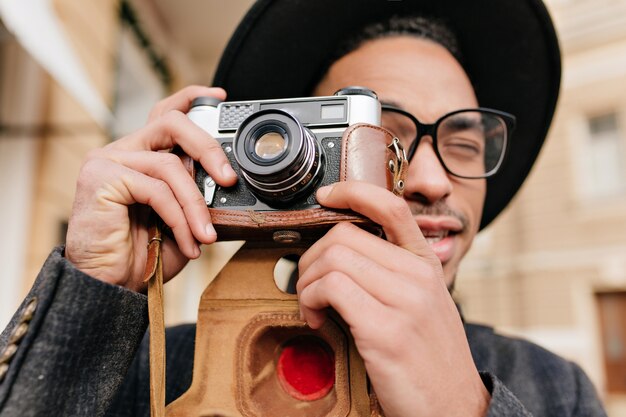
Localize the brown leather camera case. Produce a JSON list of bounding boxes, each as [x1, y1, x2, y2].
[[157, 124, 402, 416]]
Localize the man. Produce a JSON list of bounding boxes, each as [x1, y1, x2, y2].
[[0, 0, 608, 416]]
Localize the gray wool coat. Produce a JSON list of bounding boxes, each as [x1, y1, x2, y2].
[[0, 248, 608, 416]]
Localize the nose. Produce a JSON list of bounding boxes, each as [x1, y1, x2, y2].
[[403, 138, 452, 205]]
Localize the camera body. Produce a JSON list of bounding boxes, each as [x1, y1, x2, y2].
[[188, 87, 380, 211]]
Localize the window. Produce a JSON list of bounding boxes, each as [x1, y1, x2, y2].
[[585, 112, 625, 198]]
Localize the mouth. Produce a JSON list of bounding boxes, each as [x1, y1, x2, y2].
[[414, 216, 464, 264]]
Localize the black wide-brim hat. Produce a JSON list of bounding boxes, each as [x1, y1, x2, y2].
[[213, 0, 561, 229]]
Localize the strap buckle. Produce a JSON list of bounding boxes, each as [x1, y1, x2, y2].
[[387, 137, 408, 196]]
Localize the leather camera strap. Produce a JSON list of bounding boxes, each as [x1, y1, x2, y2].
[[143, 214, 166, 417]]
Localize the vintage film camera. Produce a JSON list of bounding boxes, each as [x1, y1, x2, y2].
[[189, 87, 380, 209], [162, 88, 404, 416], [179, 87, 405, 243]]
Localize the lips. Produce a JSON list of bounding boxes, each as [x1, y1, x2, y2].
[[414, 216, 463, 264]]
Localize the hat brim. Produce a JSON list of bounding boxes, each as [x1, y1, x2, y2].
[[213, 0, 561, 229]]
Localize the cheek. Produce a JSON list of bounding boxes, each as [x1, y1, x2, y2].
[[458, 180, 486, 233]]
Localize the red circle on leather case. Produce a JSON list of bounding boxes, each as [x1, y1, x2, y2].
[[276, 336, 335, 401]]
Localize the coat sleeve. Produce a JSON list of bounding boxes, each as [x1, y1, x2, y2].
[[570, 361, 609, 416], [481, 372, 533, 417], [482, 363, 608, 417], [0, 247, 149, 417], [467, 322, 608, 417]]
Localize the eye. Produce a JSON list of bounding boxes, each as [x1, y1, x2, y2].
[[437, 112, 486, 160], [439, 135, 485, 159]]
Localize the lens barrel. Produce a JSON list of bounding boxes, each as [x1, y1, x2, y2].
[[233, 109, 324, 204]]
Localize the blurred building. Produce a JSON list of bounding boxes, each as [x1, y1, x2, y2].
[[458, 0, 626, 414], [0, 0, 119, 331], [1, 0, 625, 414], [0, 0, 250, 330]]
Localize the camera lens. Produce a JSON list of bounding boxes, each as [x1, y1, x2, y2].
[[254, 131, 287, 160], [233, 109, 324, 204]]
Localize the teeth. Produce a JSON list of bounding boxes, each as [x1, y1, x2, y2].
[[422, 230, 449, 244], [422, 230, 448, 238]]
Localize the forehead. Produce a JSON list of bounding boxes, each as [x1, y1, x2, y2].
[[314, 36, 478, 122]]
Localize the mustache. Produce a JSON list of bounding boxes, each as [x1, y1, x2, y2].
[[406, 200, 469, 232]]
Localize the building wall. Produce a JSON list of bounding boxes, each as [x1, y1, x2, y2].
[[0, 1, 118, 325], [0, 38, 46, 330], [0, 0, 227, 329], [24, 0, 118, 291]]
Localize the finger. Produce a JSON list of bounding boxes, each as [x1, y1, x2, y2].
[[160, 238, 193, 283], [148, 85, 226, 122], [316, 181, 433, 258], [98, 160, 201, 259], [103, 149, 217, 244], [109, 111, 237, 186], [298, 222, 427, 278], [299, 271, 384, 330], [128, 230, 192, 291], [297, 240, 415, 307]]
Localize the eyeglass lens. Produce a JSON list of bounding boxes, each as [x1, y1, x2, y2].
[[381, 110, 507, 178]]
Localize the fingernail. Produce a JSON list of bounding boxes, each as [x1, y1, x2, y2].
[[222, 164, 237, 180], [206, 223, 216, 237], [193, 244, 201, 258], [316, 185, 332, 200]]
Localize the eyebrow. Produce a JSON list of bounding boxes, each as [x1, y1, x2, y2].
[[381, 101, 485, 131], [443, 115, 483, 130], [380, 99, 404, 109]]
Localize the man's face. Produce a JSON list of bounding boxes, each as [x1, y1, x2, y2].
[[314, 36, 485, 288]]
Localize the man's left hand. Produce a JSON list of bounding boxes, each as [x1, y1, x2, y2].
[[297, 180, 490, 417]]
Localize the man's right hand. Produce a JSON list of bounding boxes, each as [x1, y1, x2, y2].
[[65, 86, 237, 292]]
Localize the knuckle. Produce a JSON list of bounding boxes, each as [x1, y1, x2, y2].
[[387, 196, 412, 220], [382, 323, 411, 355], [327, 221, 356, 238], [409, 260, 444, 289], [299, 296, 316, 311], [295, 277, 305, 294], [160, 109, 185, 127], [327, 244, 370, 276], [184, 84, 205, 94], [76, 167, 95, 191], [297, 254, 306, 273], [406, 289, 432, 316], [201, 139, 225, 158], [148, 100, 167, 119], [198, 141, 228, 166], [79, 157, 103, 177], [189, 191, 206, 207], [151, 178, 172, 197], [205, 140, 222, 152], [85, 145, 119, 163], [76, 158, 109, 193], [159, 152, 183, 169], [324, 271, 348, 290], [321, 243, 350, 265]]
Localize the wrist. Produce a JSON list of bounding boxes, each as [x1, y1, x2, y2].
[[63, 245, 135, 290]]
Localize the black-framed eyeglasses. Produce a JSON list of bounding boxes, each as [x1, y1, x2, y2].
[[381, 104, 516, 179]]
